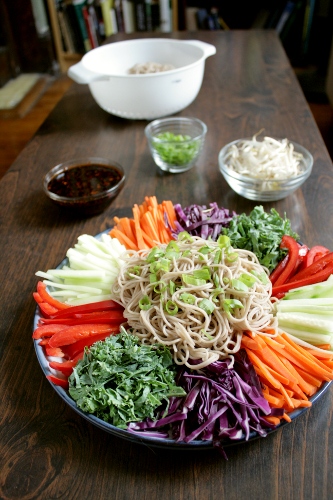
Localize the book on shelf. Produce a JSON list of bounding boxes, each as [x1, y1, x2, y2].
[[100, 0, 117, 36], [159, 0, 172, 32], [59, 0, 86, 54], [82, 5, 99, 48], [114, 0, 125, 31], [122, 0, 136, 33], [72, 0, 92, 51]]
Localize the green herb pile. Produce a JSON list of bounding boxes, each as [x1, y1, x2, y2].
[[153, 132, 200, 166], [68, 330, 185, 428], [223, 205, 299, 273]]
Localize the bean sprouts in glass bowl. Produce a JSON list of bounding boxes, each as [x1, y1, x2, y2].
[[218, 134, 313, 201]]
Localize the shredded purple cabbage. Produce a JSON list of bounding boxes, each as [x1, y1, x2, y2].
[[127, 350, 277, 457], [171, 203, 237, 240]]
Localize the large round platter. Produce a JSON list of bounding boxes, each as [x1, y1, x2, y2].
[[33, 230, 332, 450]]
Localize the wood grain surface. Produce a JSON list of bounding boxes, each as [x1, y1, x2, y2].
[[1, 30, 333, 500]]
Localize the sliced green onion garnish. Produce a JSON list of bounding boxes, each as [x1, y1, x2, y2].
[[239, 273, 257, 288], [193, 268, 210, 280], [199, 245, 212, 255], [169, 280, 176, 295], [198, 298, 215, 314], [231, 278, 249, 291], [127, 266, 141, 277], [251, 270, 269, 284], [211, 288, 223, 302], [139, 295, 151, 310], [165, 240, 180, 259], [217, 235, 230, 249], [223, 299, 244, 314], [153, 281, 167, 293], [213, 249, 222, 264], [201, 329, 214, 340], [150, 273, 158, 284], [213, 272, 220, 288], [150, 258, 170, 274], [182, 249, 192, 258], [182, 274, 207, 286], [164, 300, 178, 315], [177, 231, 193, 242], [179, 292, 196, 304], [146, 247, 165, 263], [226, 252, 239, 262]]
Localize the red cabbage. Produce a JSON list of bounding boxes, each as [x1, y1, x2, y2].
[[172, 203, 237, 240], [127, 350, 277, 457]]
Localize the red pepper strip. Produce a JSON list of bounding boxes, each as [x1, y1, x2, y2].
[[38, 309, 125, 325], [303, 245, 330, 268], [37, 281, 70, 310], [288, 252, 333, 283], [272, 261, 333, 296], [62, 331, 118, 360], [33, 292, 43, 304], [50, 300, 123, 318], [273, 236, 300, 286], [38, 338, 50, 346], [38, 302, 59, 318], [48, 323, 120, 348], [46, 374, 69, 389], [33, 323, 69, 339], [270, 254, 289, 285], [45, 345, 65, 357], [49, 351, 84, 376]]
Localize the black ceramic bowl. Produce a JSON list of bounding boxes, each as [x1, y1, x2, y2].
[[43, 157, 126, 216]]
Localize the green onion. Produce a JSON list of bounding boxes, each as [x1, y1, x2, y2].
[[139, 295, 151, 310], [182, 274, 207, 286], [153, 281, 167, 293], [199, 245, 212, 255], [179, 293, 196, 304], [226, 252, 239, 262], [147, 247, 165, 263], [211, 288, 224, 302], [165, 241, 180, 259], [239, 273, 257, 288], [198, 298, 215, 314], [213, 272, 220, 288], [250, 270, 269, 284], [169, 280, 176, 295], [150, 273, 158, 284], [182, 250, 192, 258], [231, 278, 249, 292], [213, 249, 222, 264], [150, 258, 170, 274], [217, 235, 230, 248], [201, 329, 214, 340], [193, 268, 210, 280], [164, 300, 178, 315], [223, 299, 244, 314], [127, 266, 141, 277], [177, 231, 193, 243]]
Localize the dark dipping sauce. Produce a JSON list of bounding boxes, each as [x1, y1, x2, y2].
[[48, 164, 123, 198]]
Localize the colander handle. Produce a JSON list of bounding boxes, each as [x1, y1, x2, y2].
[[67, 62, 106, 84], [186, 40, 217, 59]]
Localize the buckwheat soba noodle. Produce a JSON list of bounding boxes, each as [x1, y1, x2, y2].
[[112, 235, 277, 370]]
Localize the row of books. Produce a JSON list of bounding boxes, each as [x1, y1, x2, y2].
[[55, 0, 176, 54]]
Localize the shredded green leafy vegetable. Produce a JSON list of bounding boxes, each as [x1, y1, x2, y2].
[[223, 205, 299, 272], [68, 330, 185, 428]]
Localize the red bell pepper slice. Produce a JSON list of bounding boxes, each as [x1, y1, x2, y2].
[[288, 252, 333, 283], [33, 323, 69, 339], [62, 331, 118, 360], [33, 292, 43, 304], [45, 345, 65, 357], [49, 351, 84, 376], [273, 235, 300, 286], [302, 245, 330, 269], [270, 254, 289, 285], [38, 309, 124, 326], [38, 302, 59, 318], [36, 281, 70, 310], [48, 323, 120, 348], [46, 374, 69, 389], [50, 300, 123, 318], [272, 261, 333, 296]]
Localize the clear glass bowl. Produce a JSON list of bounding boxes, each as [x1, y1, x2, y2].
[[218, 138, 313, 201], [145, 117, 207, 173], [43, 157, 125, 216]]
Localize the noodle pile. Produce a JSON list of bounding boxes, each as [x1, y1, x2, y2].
[[128, 62, 175, 74], [112, 235, 277, 369]]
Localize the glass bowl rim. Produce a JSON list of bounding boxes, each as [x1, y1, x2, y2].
[[43, 157, 126, 204], [218, 138, 313, 183], [145, 117, 208, 144]]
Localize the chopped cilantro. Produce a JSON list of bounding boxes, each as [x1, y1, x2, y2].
[[223, 205, 299, 272], [68, 330, 185, 428]]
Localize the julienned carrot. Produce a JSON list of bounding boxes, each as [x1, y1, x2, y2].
[[109, 196, 176, 251], [241, 330, 333, 421]]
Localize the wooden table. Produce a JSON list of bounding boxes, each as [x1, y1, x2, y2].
[[1, 30, 333, 500]]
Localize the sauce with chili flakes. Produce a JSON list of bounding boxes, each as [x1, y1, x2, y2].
[[47, 164, 123, 198]]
